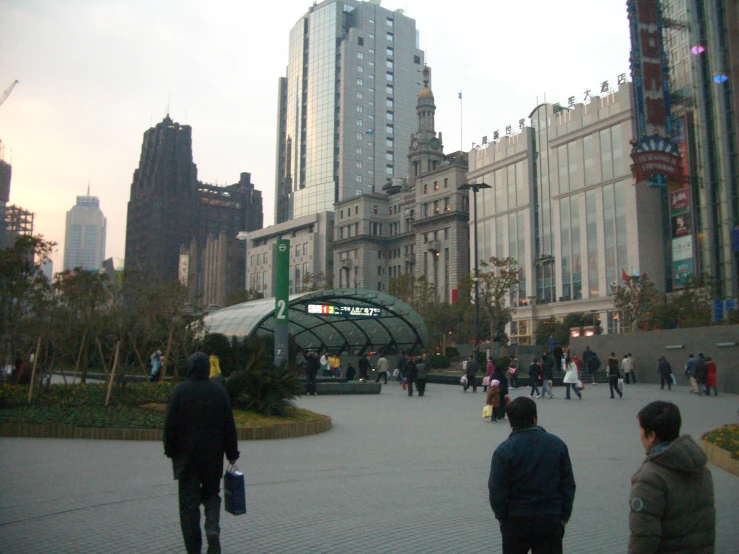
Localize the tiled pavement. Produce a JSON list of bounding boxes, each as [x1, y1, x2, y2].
[[1, 382, 738, 553]]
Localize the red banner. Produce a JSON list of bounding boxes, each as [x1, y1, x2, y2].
[[632, 151, 681, 182]]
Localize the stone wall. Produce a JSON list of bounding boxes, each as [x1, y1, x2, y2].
[[571, 325, 739, 393]]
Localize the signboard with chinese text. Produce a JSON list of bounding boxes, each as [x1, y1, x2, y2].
[[669, 185, 694, 287], [672, 235, 693, 261], [627, 0, 681, 186], [307, 303, 381, 318]]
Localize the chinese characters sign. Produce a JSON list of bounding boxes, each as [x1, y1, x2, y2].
[[670, 187, 694, 287], [307, 303, 381, 318], [627, 0, 681, 186]]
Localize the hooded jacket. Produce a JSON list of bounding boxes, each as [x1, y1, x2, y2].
[[164, 352, 240, 479], [657, 357, 672, 378], [628, 435, 715, 554]]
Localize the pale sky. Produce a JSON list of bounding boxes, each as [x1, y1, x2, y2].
[[0, 0, 631, 271]]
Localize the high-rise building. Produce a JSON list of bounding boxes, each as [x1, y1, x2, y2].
[[63, 192, 106, 271], [125, 116, 264, 306], [662, 0, 739, 299], [274, 0, 426, 224]]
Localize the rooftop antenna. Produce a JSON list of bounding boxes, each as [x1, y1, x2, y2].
[[87, 174, 90, 197], [166, 94, 170, 117]]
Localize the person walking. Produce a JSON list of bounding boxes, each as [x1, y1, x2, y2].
[[375, 354, 389, 384], [164, 352, 240, 554], [345, 362, 356, 381], [358, 354, 370, 381], [629, 401, 715, 553], [528, 358, 542, 399], [541, 350, 555, 398], [583, 346, 599, 385], [657, 356, 673, 391], [704, 357, 718, 396], [695, 353, 708, 395], [319, 350, 329, 377], [150, 351, 163, 382], [404, 355, 418, 397], [489, 397, 576, 554], [507, 355, 519, 389], [483, 357, 495, 392], [329, 353, 341, 378], [547, 334, 557, 356], [396, 351, 407, 383], [563, 356, 582, 400], [684, 354, 698, 393], [304, 350, 320, 395], [208, 354, 223, 384], [486, 379, 501, 422], [553, 343, 564, 373], [463, 354, 479, 392], [415, 355, 428, 396], [607, 352, 623, 399], [493, 366, 510, 420], [622, 353, 635, 385]]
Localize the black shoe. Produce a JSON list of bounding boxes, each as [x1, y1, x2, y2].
[[206, 532, 221, 554]]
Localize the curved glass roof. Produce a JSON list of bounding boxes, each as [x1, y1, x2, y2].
[[203, 289, 429, 355]]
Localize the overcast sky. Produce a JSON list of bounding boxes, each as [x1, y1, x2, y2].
[[0, 0, 631, 270]]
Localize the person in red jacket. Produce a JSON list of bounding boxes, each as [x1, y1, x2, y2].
[[704, 357, 718, 396]]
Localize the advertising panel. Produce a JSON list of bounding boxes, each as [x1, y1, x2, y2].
[[672, 259, 694, 287], [672, 235, 693, 261]]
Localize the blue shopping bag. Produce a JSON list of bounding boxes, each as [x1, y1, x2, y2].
[[224, 464, 246, 515]]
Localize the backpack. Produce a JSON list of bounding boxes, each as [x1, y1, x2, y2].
[[590, 356, 601, 370]]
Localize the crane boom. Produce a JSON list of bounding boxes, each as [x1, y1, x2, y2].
[[0, 80, 19, 108]]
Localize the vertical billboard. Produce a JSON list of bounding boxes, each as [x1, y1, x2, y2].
[[627, 0, 682, 187], [274, 239, 290, 366]]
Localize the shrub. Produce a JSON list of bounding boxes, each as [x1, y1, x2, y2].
[[444, 347, 460, 360], [427, 355, 449, 369], [494, 357, 511, 371], [0, 382, 175, 408], [0, 405, 165, 429]]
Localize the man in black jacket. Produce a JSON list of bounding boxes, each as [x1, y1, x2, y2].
[[304, 350, 320, 395], [164, 352, 240, 554], [489, 397, 576, 553]]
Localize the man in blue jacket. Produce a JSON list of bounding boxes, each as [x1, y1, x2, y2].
[[488, 397, 576, 553]]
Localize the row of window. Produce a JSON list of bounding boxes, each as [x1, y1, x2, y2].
[[422, 178, 449, 194], [358, 46, 394, 59], [421, 197, 452, 217]]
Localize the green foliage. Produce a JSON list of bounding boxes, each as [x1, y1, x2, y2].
[[426, 355, 449, 369], [613, 273, 658, 332], [477, 257, 520, 340], [223, 337, 303, 416], [0, 405, 165, 429], [534, 319, 569, 349], [649, 275, 712, 329], [494, 357, 511, 371], [728, 310, 739, 325], [225, 289, 264, 307], [301, 271, 334, 292], [444, 347, 460, 360], [0, 382, 175, 408]]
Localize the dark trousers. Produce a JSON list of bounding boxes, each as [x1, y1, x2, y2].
[[375, 371, 388, 384], [417, 378, 427, 396], [564, 383, 581, 399], [510, 374, 519, 388], [624, 372, 635, 384], [306, 371, 318, 395], [463, 376, 477, 392], [407, 378, 415, 396], [530, 383, 541, 397], [501, 515, 564, 554], [660, 375, 672, 390], [178, 462, 222, 554], [609, 376, 622, 398]]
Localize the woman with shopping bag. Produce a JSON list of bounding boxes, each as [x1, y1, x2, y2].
[[563, 356, 582, 400]]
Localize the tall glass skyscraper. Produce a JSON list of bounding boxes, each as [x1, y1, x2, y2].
[[63, 193, 106, 271], [274, 0, 425, 223]]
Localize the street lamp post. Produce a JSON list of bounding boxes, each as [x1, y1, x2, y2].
[[527, 295, 537, 346], [458, 180, 491, 355]]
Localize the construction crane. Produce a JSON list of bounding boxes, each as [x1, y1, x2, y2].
[[0, 80, 19, 109]]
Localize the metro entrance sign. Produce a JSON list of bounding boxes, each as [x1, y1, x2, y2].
[[274, 239, 289, 366], [307, 303, 381, 318]]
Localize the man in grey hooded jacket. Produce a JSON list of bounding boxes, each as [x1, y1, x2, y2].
[[629, 401, 714, 553]]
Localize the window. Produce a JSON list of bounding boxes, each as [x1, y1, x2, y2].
[[368, 87, 374, 93], [295, 245, 300, 256], [356, 161, 363, 168], [423, 183, 428, 194], [368, 61, 374, 67], [386, 73, 393, 82], [303, 243, 308, 255], [414, 55, 421, 64], [357, 78, 363, 86], [357, 105, 363, 113], [386, 124, 393, 134], [386, 47, 394, 56], [386, 85, 393, 94], [357, 52, 364, 59], [369, 18, 374, 23], [386, 165, 393, 175], [355, 206, 359, 214], [384, 112, 393, 122], [386, 152, 394, 161], [357, 91, 363, 99], [357, 65, 364, 73], [356, 119, 363, 126], [386, 138, 393, 147], [386, 59, 394, 69], [368, 155, 374, 160], [340, 210, 344, 219], [356, 146, 363, 154], [434, 200, 440, 214], [386, 98, 394, 108], [368, 114, 374, 120], [386, 32, 393, 41], [368, 74, 374, 79], [369, 33, 374, 39], [444, 177, 448, 188], [356, 175, 363, 182], [434, 181, 439, 190], [373, 205, 378, 214], [368, 48, 374, 54], [358, 37, 364, 46], [386, 18, 393, 27], [357, 132, 363, 141], [368, 101, 374, 106], [444, 198, 450, 212]]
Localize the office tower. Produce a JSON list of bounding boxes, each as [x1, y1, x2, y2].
[[274, 0, 426, 224], [125, 116, 263, 305], [662, 0, 739, 298], [63, 192, 106, 271]]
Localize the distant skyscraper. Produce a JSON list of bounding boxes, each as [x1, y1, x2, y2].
[[63, 192, 106, 271], [125, 116, 263, 305], [274, 0, 426, 223]]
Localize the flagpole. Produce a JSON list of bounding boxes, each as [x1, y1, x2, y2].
[[459, 91, 463, 151]]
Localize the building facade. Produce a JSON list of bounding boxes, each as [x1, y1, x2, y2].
[[243, 211, 335, 298], [2, 204, 34, 249], [63, 193, 106, 271], [274, 0, 426, 224], [332, 69, 471, 302], [467, 83, 665, 343], [662, 0, 739, 299], [125, 117, 263, 306]]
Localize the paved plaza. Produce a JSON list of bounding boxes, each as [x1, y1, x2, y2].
[[1, 382, 738, 553]]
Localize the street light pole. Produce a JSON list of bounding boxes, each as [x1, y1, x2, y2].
[[458, 180, 491, 355]]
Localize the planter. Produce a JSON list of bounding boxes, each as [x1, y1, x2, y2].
[[700, 439, 739, 477]]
